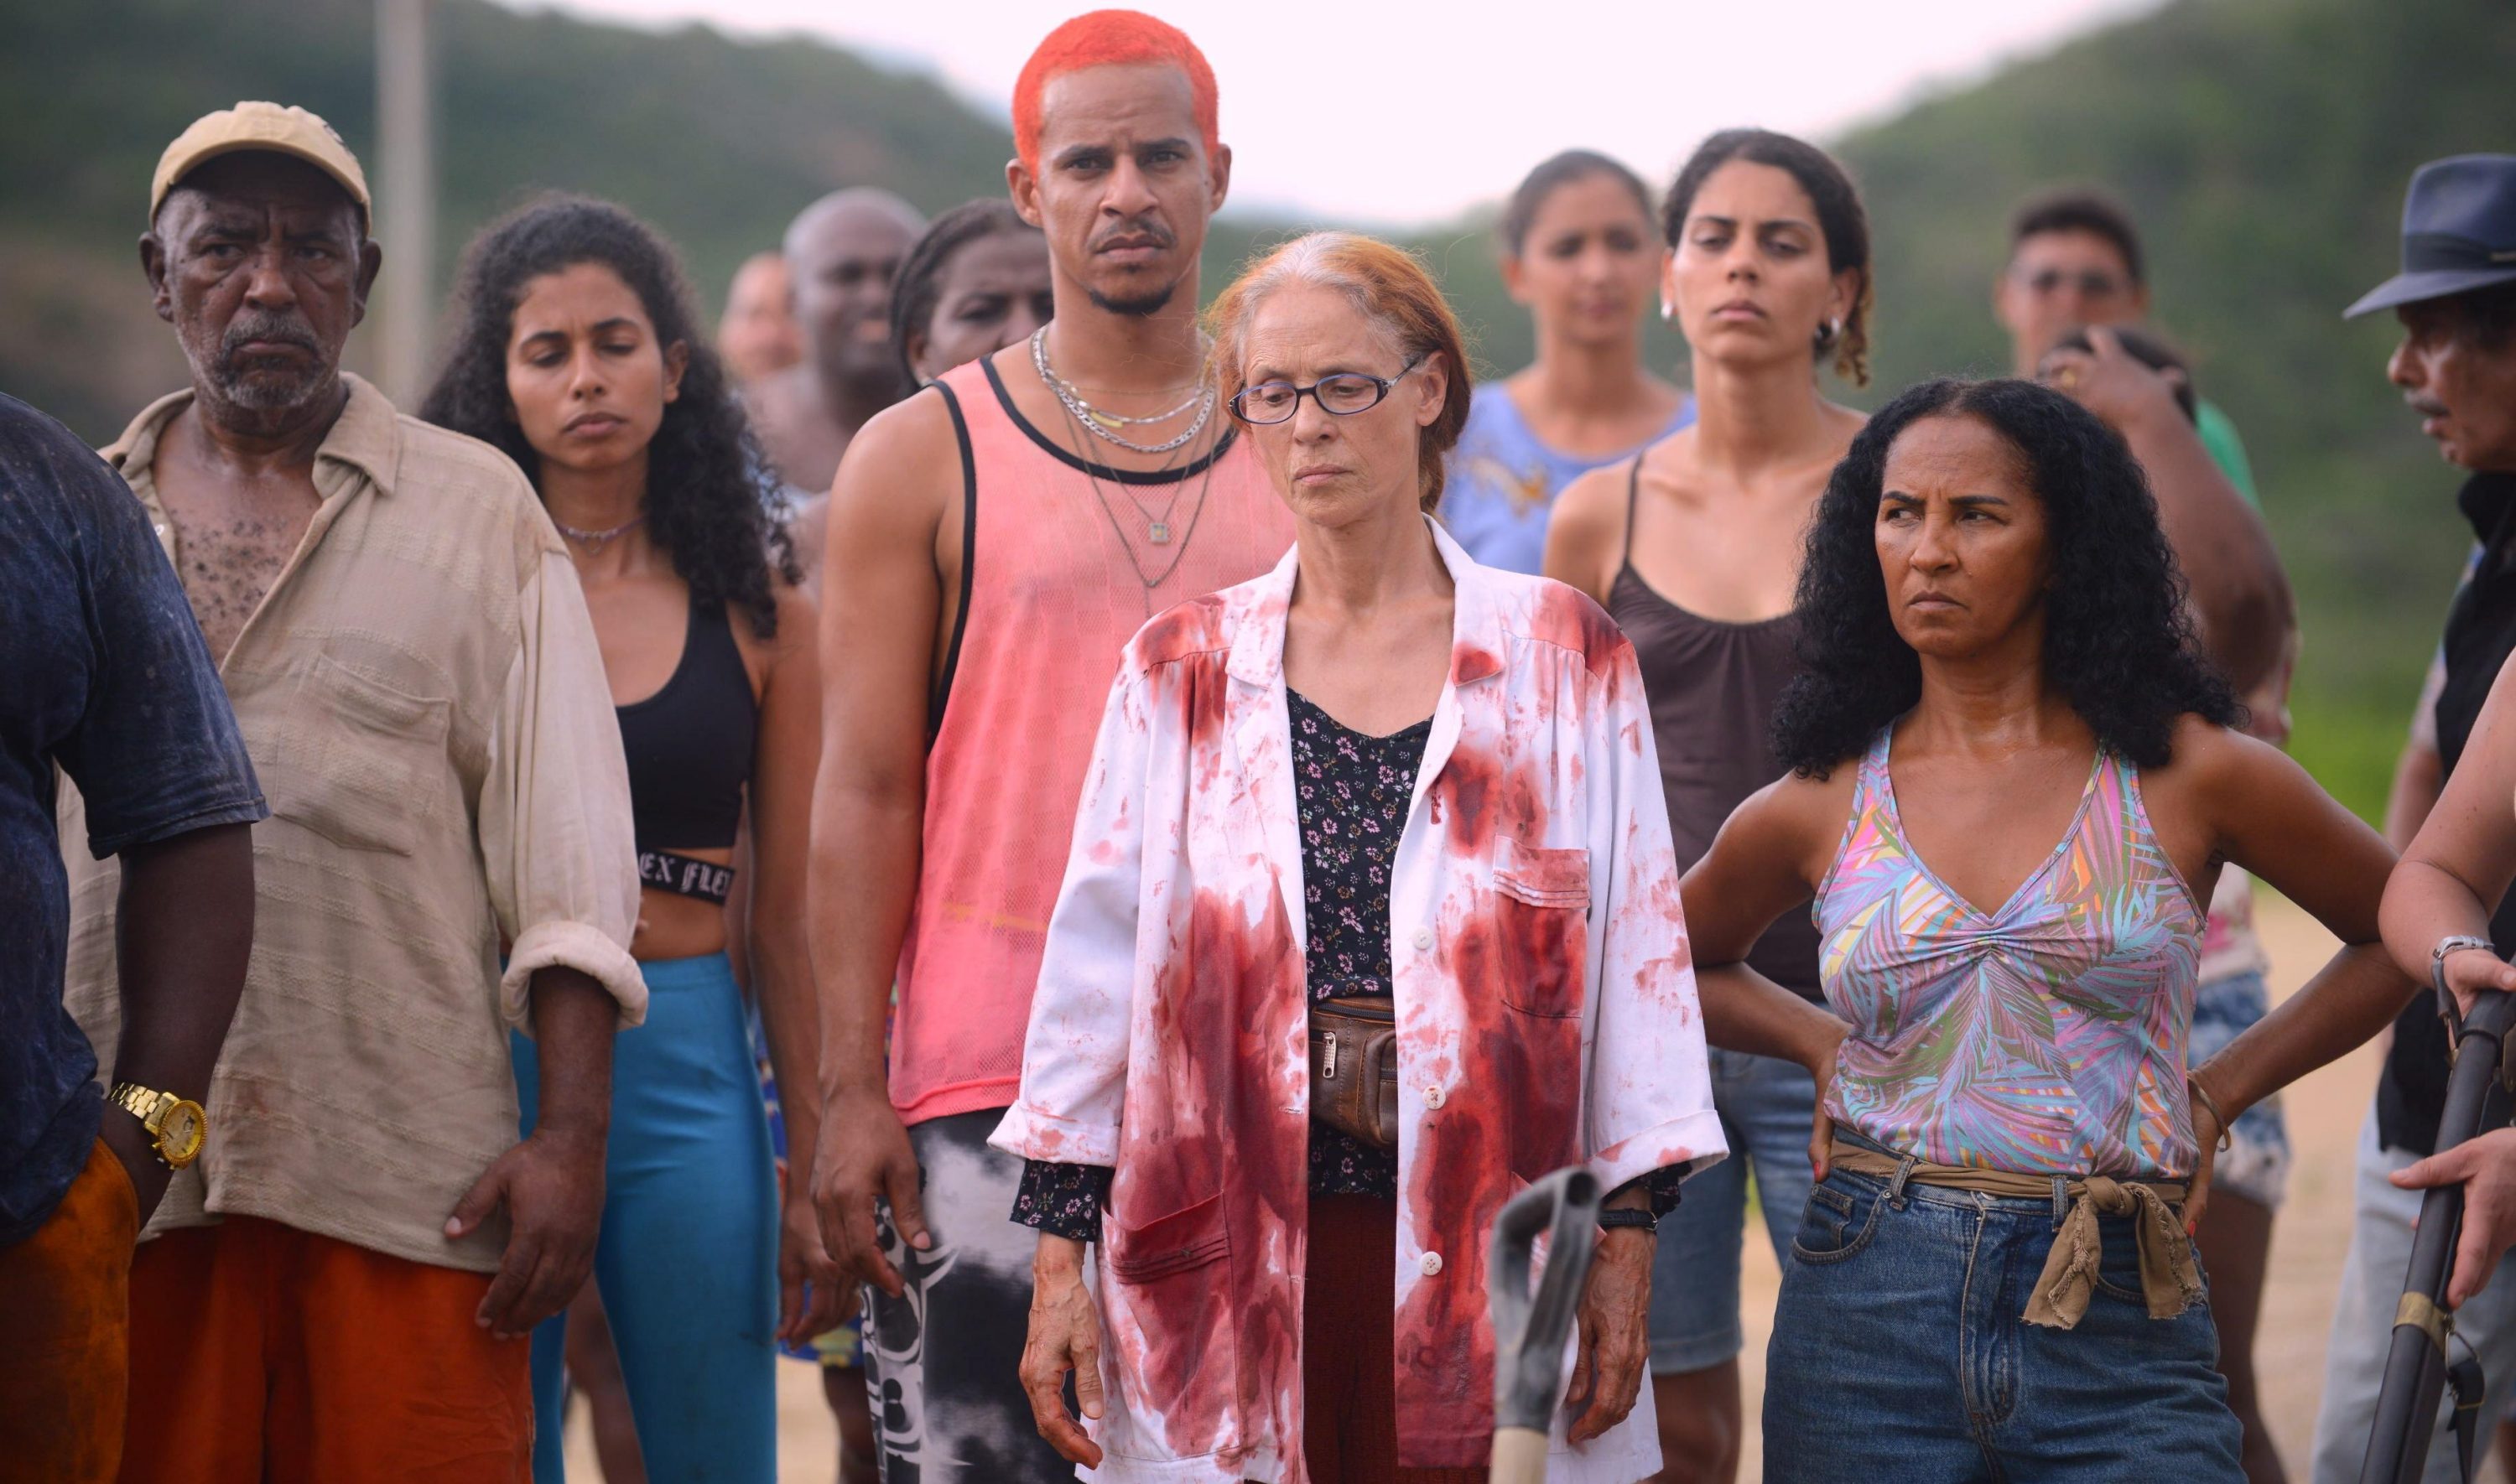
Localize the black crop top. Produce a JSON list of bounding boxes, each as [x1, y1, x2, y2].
[[617, 599, 756, 900]]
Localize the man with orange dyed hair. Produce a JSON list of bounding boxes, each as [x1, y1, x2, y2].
[[806, 11, 1293, 1481]]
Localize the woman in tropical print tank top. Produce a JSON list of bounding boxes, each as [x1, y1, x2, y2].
[[1675, 376, 2411, 1481]]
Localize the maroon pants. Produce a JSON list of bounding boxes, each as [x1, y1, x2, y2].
[[1302, 1193, 1489, 1483]]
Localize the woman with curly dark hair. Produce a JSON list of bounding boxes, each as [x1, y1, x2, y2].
[[1541, 127, 1868, 1481], [1677, 376, 2410, 1479], [421, 195, 837, 1482]]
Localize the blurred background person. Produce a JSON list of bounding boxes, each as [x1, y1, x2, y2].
[[1439, 149, 1689, 573], [1544, 127, 1869, 1484], [717, 249, 802, 387], [423, 195, 840, 1484], [891, 198, 1053, 387], [2311, 151, 2516, 1484], [747, 187, 926, 583], [2041, 320, 2300, 1484], [1997, 189, 2260, 493], [1996, 188, 2290, 695]]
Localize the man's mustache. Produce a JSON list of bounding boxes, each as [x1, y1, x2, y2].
[[221, 314, 320, 356], [1089, 219, 1175, 253]]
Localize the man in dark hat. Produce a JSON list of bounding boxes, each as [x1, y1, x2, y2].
[[2310, 153, 2516, 1484]]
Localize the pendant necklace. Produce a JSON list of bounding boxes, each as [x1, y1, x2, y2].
[[1053, 395, 1218, 609]]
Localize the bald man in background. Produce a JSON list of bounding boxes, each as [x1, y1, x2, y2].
[[747, 189, 927, 584]]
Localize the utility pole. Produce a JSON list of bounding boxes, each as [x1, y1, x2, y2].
[[377, 0, 434, 403]]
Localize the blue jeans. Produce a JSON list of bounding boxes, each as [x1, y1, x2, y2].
[[1647, 1047, 1818, 1372], [512, 952, 779, 1483], [1765, 1141, 2244, 1482]]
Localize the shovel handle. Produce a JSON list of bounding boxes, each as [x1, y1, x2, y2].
[[1488, 1167, 1604, 1461], [1491, 1426, 1551, 1484]]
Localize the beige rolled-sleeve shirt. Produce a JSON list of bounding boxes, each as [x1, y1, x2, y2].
[[60, 375, 642, 1273]]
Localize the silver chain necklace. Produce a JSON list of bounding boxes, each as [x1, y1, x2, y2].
[[1032, 327, 1215, 455], [1051, 393, 1216, 599], [554, 512, 644, 551]]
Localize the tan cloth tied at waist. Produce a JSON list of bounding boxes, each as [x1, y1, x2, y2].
[[1829, 1141, 2203, 1331]]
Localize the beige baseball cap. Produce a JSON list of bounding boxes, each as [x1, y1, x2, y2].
[[151, 101, 372, 226]]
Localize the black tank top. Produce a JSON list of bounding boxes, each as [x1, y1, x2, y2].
[[1606, 459, 1824, 999], [616, 598, 756, 854]]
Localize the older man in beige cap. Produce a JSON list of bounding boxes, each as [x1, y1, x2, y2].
[[60, 101, 642, 1482]]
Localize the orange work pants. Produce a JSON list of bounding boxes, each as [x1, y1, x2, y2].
[[118, 1215, 533, 1483], [0, 1139, 138, 1484]]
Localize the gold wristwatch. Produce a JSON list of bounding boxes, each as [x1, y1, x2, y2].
[[107, 1082, 208, 1169]]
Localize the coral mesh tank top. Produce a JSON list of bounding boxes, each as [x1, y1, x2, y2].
[[892, 356, 1294, 1124]]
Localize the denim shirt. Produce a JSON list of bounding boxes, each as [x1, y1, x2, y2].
[[0, 393, 265, 1248]]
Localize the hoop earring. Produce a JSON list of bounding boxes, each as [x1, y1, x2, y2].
[[1813, 317, 1843, 351], [1661, 294, 1676, 321]]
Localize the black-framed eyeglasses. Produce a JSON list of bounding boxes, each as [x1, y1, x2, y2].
[[1229, 355, 1426, 425]]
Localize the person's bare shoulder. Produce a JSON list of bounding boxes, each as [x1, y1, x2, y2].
[[1730, 761, 1862, 885], [829, 388, 958, 534], [2162, 711, 2256, 780], [2142, 710, 2288, 832], [767, 579, 818, 653], [1541, 460, 1628, 596]]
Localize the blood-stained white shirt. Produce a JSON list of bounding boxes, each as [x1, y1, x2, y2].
[[992, 518, 1724, 1484]]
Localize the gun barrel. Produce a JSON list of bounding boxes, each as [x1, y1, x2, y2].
[[2360, 990, 2516, 1483]]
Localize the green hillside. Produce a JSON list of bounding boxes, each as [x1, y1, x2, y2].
[[3, 0, 2509, 817]]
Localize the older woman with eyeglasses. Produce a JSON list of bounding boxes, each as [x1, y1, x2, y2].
[[988, 231, 1723, 1484]]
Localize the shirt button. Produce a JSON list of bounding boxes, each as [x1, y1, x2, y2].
[[1423, 1084, 1446, 1110], [1419, 1250, 1443, 1277], [1411, 928, 1433, 952]]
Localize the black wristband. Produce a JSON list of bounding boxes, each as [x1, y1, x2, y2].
[[1598, 1207, 1658, 1235]]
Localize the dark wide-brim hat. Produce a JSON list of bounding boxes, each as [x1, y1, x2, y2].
[[2345, 153, 2516, 319]]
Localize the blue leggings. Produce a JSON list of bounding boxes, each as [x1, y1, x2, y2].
[[512, 952, 777, 1483]]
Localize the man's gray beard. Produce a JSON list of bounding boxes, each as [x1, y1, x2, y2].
[[1088, 283, 1177, 319], [213, 357, 332, 412]]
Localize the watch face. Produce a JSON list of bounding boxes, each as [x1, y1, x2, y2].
[[158, 1100, 207, 1167]]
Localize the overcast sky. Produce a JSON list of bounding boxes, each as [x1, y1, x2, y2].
[[528, 0, 2163, 224]]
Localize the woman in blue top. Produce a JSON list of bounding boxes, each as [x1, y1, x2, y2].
[[1438, 150, 1692, 573]]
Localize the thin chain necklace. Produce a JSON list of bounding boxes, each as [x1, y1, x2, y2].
[[1032, 326, 1215, 455], [1053, 393, 1217, 604], [1057, 395, 1189, 543], [554, 512, 644, 551]]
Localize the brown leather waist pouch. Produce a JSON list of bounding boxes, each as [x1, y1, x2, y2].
[[1309, 994, 1401, 1149]]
